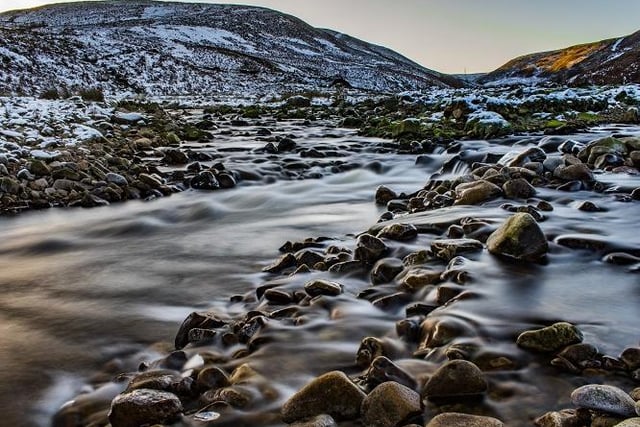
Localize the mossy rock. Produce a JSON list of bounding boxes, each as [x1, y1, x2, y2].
[[487, 212, 548, 261], [392, 118, 422, 138], [517, 322, 583, 352]]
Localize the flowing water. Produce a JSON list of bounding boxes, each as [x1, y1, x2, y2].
[[0, 121, 639, 426]]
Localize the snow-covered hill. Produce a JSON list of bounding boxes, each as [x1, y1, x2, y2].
[[480, 30, 640, 87], [0, 0, 461, 97]]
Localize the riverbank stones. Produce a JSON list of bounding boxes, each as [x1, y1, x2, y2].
[[422, 360, 487, 399], [304, 279, 343, 297], [571, 384, 636, 417], [281, 371, 366, 422], [517, 322, 583, 352], [108, 389, 183, 427], [453, 180, 502, 206], [487, 212, 548, 261], [426, 412, 504, 427], [361, 381, 421, 427]]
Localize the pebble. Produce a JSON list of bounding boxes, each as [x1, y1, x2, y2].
[[281, 371, 366, 423], [571, 384, 637, 417], [517, 322, 583, 352], [422, 360, 487, 399], [108, 389, 183, 427], [426, 412, 504, 427], [361, 381, 421, 427]]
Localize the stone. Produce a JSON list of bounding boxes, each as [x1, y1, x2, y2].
[[375, 185, 397, 205], [29, 159, 51, 176], [571, 384, 636, 417], [163, 148, 188, 165], [503, 178, 537, 199], [517, 322, 583, 352], [286, 95, 311, 108], [175, 311, 226, 350], [534, 409, 581, 427], [290, 414, 337, 427], [431, 238, 483, 261], [281, 371, 366, 423], [376, 223, 418, 241], [354, 234, 389, 265], [486, 213, 548, 261], [361, 382, 421, 427], [621, 348, 640, 371], [263, 253, 297, 273], [553, 163, 594, 182], [400, 268, 442, 291], [113, 112, 146, 124], [138, 173, 163, 189], [0, 177, 20, 194], [614, 418, 640, 427], [370, 257, 404, 284], [426, 412, 504, 427], [558, 343, 599, 365], [304, 279, 343, 297], [392, 118, 421, 137], [106, 172, 128, 186], [364, 356, 417, 390], [454, 180, 502, 205], [191, 171, 219, 190], [108, 389, 183, 427], [422, 360, 487, 399]]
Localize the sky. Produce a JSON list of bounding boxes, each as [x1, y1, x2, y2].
[[1, 0, 639, 73]]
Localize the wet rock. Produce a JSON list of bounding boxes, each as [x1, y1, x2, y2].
[[393, 118, 421, 138], [371, 257, 404, 284], [376, 223, 418, 241], [486, 213, 548, 261], [277, 138, 297, 152], [621, 348, 640, 371], [517, 322, 583, 352], [361, 381, 421, 427], [286, 95, 311, 108], [263, 253, 297, 273], [364, 356, 418, 390], [290, 414, 337, 427], [217, 172, 236, 189], [175, 311, 226, 350], [108, 389, 183, 427], [191, 171, 220, 190], [304, 279, 343, 297], [281, 371, 366, 422], [554, 163, 594, 182], [0, 177, 20, 194], [534, 409, 582, 427], [577, 200, 605, 212], [113, 112, 146, 124], [29, 159, 51, 176], [295, 249, 325, 268], [426, 412, 504, 427], [400, 268, 442, 291], [431, 238, 483, 261], [615, 418, 640, 427], [375, 185, 398, 205], [163, 148, 188, 165], [356, 337, 387, 368], [503, 178, 537, 199], [454, 180, 502, 205], [264, 288, 293, 304], [138, 173, 163, 189], [419, 317, 473, 350], [354, 234, 389, 265], [106, 172, 128, 186], [422, 360, 487, 399], [558, 343, 599, 366], [571, 384, 636, 417]]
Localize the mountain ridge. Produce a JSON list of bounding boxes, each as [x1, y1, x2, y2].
[[0, 0, 461, 97]]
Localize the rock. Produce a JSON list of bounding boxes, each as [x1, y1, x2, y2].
[[431, 238, 483, 261], [354, 234, 389, 265], [286, 95, 311, 108], [571, 384, 636, 417], [486, 213, 548, 261], [163, 148, 188, 165], [361, 382, 421, 427], [393, 118, 421, 138], [517, 322, 583, 352], [281, 371, 366, 423], [377, 223, 418, 241], [290, 414, 337, 427], [364, 356, 417, 390], [108, 389, 183, 427], [503, 178, 537, 199], [401, 268, 442, 291], [277, 138, 297, 152], [615, 418, 640, 427], [375, 185, 397, 205], [263, 253, 297, 273], [304, 279, 343, 297], [29, 159, 51, 176], [0, 177, 20, 194], [621, 348, 640, 371], [370, 257, 404, 284], [174, 311, 226, 350], [113, 112, 146, 124], [553, 163, 594, 182], [454, 180, 502, 205], [558, 343, 599, 365], [191, 171, 219, 190], [426, 412, 504, 427], [138, 173, 163, 189], [106, 172, 128, 186], [534, 409, 582, 427], [422, 360, 487, 399]]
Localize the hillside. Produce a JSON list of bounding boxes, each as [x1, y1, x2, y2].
[[480, 30, 640, 86], [0, 0, 461, 97]]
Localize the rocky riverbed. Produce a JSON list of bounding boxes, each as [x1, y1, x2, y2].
[[1, 90, 640, 427]]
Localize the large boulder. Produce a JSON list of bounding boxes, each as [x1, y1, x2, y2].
[[281, 371, 366, 423], [486, 213, 548, 261]]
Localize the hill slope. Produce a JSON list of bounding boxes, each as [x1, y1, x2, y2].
[[481, 30, 640, 86], [0, 0, 460, 96]]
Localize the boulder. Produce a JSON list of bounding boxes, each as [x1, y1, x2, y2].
[[571, 384, 636, 417], [454, 180, 502, 205], [281, 371, 366, 423], [486, 213, 548, 261], [361, 382, 421, 427], [517, 322, 583, 352], [422, 360, 487, 399], [108, 389, 182, 427]]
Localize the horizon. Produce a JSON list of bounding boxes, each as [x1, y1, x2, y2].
[[1, 0, 639, 74]]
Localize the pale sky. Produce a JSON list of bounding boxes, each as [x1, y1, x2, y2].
[[1, 0, 639, 73]]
